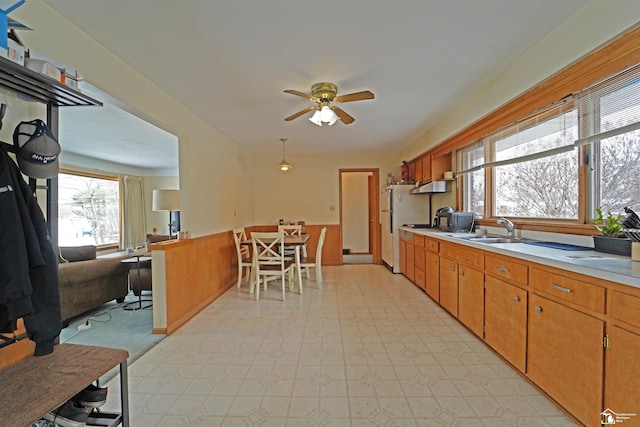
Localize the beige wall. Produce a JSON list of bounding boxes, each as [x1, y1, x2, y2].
[[15, 0, 254, 238], [251, 152, 396, 225], [13, 0, 640, 237], [401, 1, 640, 160], [342, 172, 371, 253]]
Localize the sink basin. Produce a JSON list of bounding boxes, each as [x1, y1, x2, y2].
[[468, 237, 524, 244], [448, 234, 525, 244]]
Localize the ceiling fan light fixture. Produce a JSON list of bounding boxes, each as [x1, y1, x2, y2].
[[319, 105, 336, 122], [309, 110, 322, 126], [277, 138, 293, 171]]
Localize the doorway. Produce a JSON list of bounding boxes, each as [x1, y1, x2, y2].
[[339, 169, 380, 265]]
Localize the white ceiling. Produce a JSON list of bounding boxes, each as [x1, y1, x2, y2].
[[45, 0, 591, 168]]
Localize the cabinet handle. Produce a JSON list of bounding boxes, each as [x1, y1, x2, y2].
[[450, 267, 455, 272], [513, 296, 520, 302], [460, 270, 465, 276], [549, 283, 572, 293], [534, 305, 543, 313], [496, 265, 509, 274]]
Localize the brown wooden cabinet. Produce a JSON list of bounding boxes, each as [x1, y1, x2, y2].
[[484, 275, 527, 372], [439, 256, 458, 316], [457, 265, 484, 337], [425, 251, 440, 301], [399, 239, 407, 276], [528, 293, 604, 427], [605, 291, 640, 421]]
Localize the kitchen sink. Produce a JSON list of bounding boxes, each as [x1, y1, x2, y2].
[[448, 234, 526, 244], [468, 237, 524, 244]]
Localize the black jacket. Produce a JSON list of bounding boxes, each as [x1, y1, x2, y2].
[[0, 144, 61, 356]]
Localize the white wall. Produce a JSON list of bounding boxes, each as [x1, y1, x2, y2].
[[13, 0, 640, 238], [251, 152, 396, 225], [401, 1, 640, 159], [15, 0, 255, 238], [342, 172, 371, 253]]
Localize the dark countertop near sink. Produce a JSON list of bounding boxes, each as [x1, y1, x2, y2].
[[400, 227, 640, 289]]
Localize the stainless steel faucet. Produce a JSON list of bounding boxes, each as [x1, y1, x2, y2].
[[497, 217, 515, 237]]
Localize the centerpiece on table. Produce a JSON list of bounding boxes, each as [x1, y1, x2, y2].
[[593, 207, 632, 256]]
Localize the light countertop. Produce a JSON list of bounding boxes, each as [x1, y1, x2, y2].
[[401, 227, 640, 289]]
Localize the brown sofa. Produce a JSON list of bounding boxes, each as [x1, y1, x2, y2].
[[58, 245, 130, 322]]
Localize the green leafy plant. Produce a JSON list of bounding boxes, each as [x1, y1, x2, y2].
[[593, 207, 624, 237]]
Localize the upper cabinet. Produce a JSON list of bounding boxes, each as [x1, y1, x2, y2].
[[408, 152, 451, 184]]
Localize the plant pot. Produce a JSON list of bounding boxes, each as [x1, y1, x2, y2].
[[593, 235, 632, 256]]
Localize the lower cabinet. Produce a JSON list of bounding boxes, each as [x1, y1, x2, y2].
[[399, 239, 407, 275], [605, 291, 640, 421], [439, 257, 458, 316], [425, 251, 439, 301], [528, 293, 604, 427], [484, 276, 527, 372], [457, 265, 484, 337], [604, 325, 640, 423]]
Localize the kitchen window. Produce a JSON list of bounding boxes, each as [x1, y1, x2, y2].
[[458, 62, 640, 225], [58, 172, 120, 247]]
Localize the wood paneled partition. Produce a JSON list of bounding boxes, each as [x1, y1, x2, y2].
[[149, 231, 237, 335]]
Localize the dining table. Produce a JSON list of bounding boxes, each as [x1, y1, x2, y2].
[[241, 234, 311, 295]]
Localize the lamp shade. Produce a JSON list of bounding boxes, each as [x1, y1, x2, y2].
[[152, 189, 180, 211]]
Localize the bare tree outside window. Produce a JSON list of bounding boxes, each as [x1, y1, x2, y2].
[[58, 174, 120, 246], [597, 130, 640, 214]]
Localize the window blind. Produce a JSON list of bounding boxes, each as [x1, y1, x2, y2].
[[575, 63, 640, 147]]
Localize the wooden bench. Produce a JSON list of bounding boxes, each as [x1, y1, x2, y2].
[[0, 343, 129, 427]]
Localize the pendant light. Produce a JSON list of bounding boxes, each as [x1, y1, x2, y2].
[[277, 138, 293, 171]]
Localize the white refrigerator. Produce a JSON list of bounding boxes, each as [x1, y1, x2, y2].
[[381, 184, 430, 273]]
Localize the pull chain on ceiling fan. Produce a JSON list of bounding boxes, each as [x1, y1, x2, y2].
[[284, 82, 374, 126]]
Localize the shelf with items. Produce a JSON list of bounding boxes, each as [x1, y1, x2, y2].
[[0, 55, 102, 107]]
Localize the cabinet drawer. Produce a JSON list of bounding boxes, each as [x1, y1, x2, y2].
[[485, 254, 528, 287], [530, 268, 606, 313], [413, 235, 425, 248], [424, 237, 439, 253], [440, 242, 484, 270], [414, 268, 426, 289], [611, 291, 640, 328], [414, 248, 426, 271]]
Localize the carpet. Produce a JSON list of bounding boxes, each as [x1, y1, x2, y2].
[[59, 292, 166, 383]]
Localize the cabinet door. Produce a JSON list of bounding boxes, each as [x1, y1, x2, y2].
[[485, 276, 527, 372], [425, 252, 439, 301], [406, 243, 415, 282], [528, 293, 604, 427], [415, 158, 423, 184], [604, 325, 640, 422], [458, 266, 484, 337], [399, 240, 407, 275], [439, 257, 458, 316]]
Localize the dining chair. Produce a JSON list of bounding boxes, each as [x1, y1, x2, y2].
[[278, 224, 307, 258], [298, 227, 327, 288], [233, 228, 252, 288], [251, 232, 295, 301]]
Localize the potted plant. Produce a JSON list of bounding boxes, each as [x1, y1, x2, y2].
[[593, 207, 631, 256]]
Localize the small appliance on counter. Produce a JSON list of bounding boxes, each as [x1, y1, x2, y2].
[[435, 208, 475, 232]]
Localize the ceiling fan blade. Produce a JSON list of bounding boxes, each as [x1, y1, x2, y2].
[[284, 106, 316, 121], [334, 90, 374, 103], [283, 89, 315, 101], [333, 107, 355, 124]]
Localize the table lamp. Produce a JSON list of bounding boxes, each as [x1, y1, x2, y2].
[[152, 189, 180, 239]]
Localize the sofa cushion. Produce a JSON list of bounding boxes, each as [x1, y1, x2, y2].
[[147, 234, 170, 244], [59, 245, 97, 262]]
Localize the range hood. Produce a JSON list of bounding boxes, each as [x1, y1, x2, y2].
[[409, 180, 447, 195]]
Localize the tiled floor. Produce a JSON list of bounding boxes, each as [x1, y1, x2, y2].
[[103, 264, 578, 426]]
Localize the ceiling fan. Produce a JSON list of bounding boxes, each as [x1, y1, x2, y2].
[[283, 82, 374, 126]]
